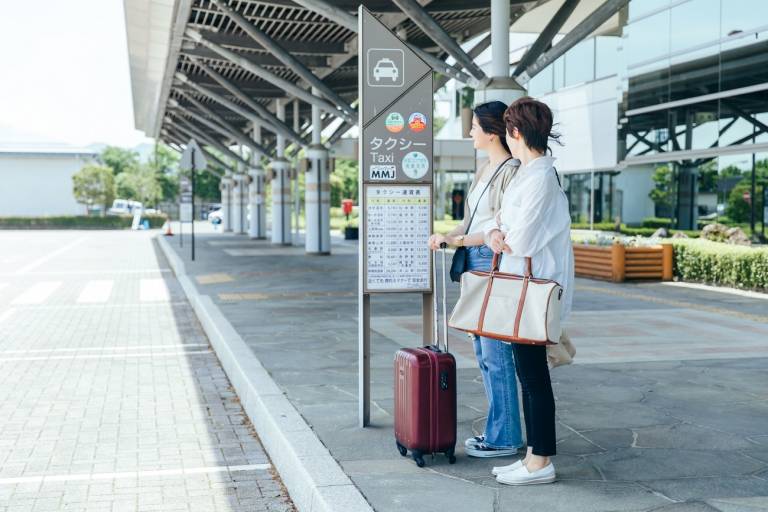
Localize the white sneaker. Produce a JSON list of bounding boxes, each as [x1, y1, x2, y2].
[[465, 435, 485, 448], [491, 459, 524, 476], [496, 463, 556, 486]]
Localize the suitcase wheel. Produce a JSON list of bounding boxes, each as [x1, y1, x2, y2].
[[411, 450, 425, 468], [396, 441, 407, 457], [446, 447, 456, 464]]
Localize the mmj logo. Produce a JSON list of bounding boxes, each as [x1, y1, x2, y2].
[[369, 165, 396, 180]]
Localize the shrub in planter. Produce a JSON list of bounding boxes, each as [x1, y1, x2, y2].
[[344, 219, 359, 240], [642, 217, 674, 229], [670, 239, 768, 290]]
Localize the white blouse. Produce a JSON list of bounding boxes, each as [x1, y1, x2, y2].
[[485, 156, 575, 321], [466, 176, 494, 235]]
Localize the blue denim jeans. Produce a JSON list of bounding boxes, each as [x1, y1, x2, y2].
[[465, 245, 523, 449]]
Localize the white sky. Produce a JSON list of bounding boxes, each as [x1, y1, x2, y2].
[[0, 0, 152, 148]]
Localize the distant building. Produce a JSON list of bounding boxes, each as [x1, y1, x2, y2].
[[0, 146, 98, 216], [437, 0, 768, 228]]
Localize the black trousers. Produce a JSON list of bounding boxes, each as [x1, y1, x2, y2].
[[511, 343, 556, 456]]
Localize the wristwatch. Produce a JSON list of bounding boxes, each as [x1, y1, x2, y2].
[[456, 235, 465, 247]]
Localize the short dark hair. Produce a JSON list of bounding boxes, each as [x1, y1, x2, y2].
[[503, 97, 561, 154], [473, 101, 510, 154]]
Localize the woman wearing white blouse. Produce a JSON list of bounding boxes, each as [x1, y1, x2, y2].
[[428, 101, 523, 458], [485, 97, 574, 486]]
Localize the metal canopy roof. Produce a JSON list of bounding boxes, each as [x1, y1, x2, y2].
[[126, 0, 626, 168]]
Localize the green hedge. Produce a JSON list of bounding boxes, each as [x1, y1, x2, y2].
[[0, 214, 168, 230], [669, 239, 768, 290], [571, 222, 700, 238], [642, 217, 674, 228]]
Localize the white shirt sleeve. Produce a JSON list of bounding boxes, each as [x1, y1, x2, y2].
[[501, 173, 566, 257]]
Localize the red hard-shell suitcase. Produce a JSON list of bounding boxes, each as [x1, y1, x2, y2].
[[394, 246, 457, 467]]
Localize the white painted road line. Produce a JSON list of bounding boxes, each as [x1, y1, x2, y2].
[[0, 463, 272, 485], [15, 236, 87, 274], [77, 280, 114, 303], [0, 269, 171, 276], [662, 281, 768, 300], [11, 281, 62, 305], [140, 278, 170, 302], [0, 343, 209, 355], [0, 350, 213, 363]]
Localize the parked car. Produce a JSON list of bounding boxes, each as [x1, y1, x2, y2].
[[208, 208, 223, 225], [108, 199, 143, 216]]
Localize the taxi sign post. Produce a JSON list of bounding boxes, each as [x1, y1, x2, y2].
[[358, 7, 434, 427]]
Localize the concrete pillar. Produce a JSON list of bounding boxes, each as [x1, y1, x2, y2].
[[270, 99, 292, 245], [232, 171, 248, 235], [306, 90, 331, 254], [293, 99, 302, 242], [491, 0, 510, 78], [248, 121, 267, 239], [475, 0, 525, 105], [220, 175, 233, 232]]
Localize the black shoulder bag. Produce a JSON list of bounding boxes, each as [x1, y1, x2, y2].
[[449, 157, 513, 282]]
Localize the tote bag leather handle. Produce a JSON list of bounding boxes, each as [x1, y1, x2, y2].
[[490, 253, 533, 277]]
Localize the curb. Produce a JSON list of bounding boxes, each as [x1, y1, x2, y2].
[[156, 235, 373, 512]]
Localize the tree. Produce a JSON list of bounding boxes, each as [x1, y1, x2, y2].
[[100, 146, 139, 175], [330, 158, 358, 207], [148, 143, 180, 203], [649, 164, 675, 215], [72, 164, 115, 215], [189, 168, 221, 202], [115, 165, 162, 206]]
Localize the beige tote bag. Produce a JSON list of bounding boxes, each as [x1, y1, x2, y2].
[[449, 254, 563, 345]]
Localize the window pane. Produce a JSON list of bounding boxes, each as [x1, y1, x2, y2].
[[565, 39, 595, 86], [624, 10, 670, 67], [528, 64, 554, 97], [670, 0, 720, 55], [553, 56, 565, 90], [721, 0, 768, 38], [595, 36, 620, 79], [628, 0, 670, 20]]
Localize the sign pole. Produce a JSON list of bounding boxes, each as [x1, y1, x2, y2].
[[191, 149, 196, 262], [179, 139, 208, 261]]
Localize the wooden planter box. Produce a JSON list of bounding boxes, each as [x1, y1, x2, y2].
[[573, 242, 673, 282]]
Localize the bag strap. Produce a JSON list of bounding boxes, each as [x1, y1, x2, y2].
[[491, 253, 532, 277], [464, 157, 513, 235]]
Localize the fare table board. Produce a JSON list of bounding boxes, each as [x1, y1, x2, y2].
[[358, 7, 434, 427]]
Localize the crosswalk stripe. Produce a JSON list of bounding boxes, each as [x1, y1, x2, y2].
[[0, 350, 213, 362], [139, 278, 170, 302], [0, 463, 272, 485], [11, 282, 62, 305], [77, 280, 113, 303]]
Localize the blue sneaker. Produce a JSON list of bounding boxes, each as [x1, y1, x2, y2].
[[465, 442, 518, 458]]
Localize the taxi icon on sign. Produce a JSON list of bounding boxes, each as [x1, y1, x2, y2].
[[373, 58, 399, 82]]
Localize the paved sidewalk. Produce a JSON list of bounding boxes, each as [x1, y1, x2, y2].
[[0, 230, 294, 512], [164, 229, 768, 512]]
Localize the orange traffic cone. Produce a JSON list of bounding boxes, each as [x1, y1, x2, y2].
[[163, 221, 174, 236]]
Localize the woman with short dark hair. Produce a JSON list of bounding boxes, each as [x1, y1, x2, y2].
[[429, 101, 524, 458], [484, 97, 574, 485]]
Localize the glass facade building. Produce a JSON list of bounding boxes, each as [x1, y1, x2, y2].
[[531, 0, 768, 230]]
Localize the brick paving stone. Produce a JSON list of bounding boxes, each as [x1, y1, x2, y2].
[[0, 231, 295, 512]]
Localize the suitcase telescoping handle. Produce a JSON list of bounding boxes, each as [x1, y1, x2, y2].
[[432, 242, 449, 353]]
